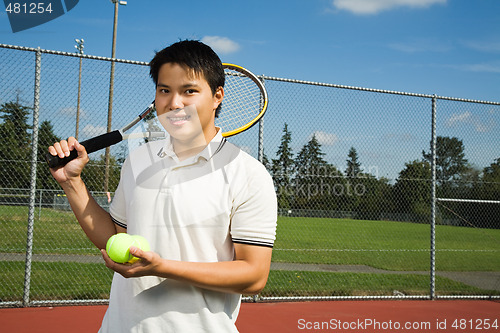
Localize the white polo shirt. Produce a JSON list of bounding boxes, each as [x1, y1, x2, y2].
[[99, 129, 277, 332]]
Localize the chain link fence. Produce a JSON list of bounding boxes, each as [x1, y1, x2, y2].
[[0, 44, 499, 307]]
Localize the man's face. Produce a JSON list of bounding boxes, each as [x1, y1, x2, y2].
[[155, 63, 223, 144]]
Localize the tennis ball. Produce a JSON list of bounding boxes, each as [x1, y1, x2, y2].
[[106, 233, 151, 264], [106, 233, 135, 263], [128, 235, 151, 263]]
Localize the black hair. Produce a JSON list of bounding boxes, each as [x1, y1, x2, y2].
[[149, 40, 225, 116]]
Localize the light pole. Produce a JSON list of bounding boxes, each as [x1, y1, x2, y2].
[[74, 38, 84, 140], [105, 0, 127, 192]]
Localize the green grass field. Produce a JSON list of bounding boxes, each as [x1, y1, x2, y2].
[[0, 206, 97, 255], [0, 206, 499, 301], [273, 216, 500, 271], [263, 271, 486, 297]]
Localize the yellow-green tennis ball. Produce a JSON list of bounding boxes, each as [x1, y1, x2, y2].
[[128, 235, 150, 263], [132, 235, 150, 251], [128, 235, 151, 264], [106, 233, 135, 263]]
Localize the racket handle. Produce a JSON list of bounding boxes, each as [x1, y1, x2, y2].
[[46, 130, 124, 168]]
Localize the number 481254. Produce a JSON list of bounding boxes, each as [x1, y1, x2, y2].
[[452, 318, 498, 330], [5, 2, 53, 14]]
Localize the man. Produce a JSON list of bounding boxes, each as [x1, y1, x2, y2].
[[48, 40, 277, 332]]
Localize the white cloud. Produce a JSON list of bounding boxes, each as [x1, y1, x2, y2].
[[81, 124, 107, 138], [201, 36, 240, 54], [60, 106, 86, 118], [310, 131, 338, 146], [445, 111, 495, 133], [332, 0, 446, 15], [443, 60, 500, 74], [459, 62, 500, 74], [461, 40, 500, 53], [446, 111, 472, 126]]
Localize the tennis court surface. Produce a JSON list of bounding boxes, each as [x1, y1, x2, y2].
[[1, 300, 499, 332]]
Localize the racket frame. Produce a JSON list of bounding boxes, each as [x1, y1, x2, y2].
[[46, 64, 268, 168], [220, 63, 268, 137]]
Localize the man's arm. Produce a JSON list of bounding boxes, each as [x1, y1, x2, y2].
[[102, 243, 273, 295], [48, 137, 120, 249]]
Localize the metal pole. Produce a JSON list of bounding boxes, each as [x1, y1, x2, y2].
[[105, 1, 119, 193], [23, 47, 42, 307], [75, 39, 84, 140], [430, 95, 437, 300], [258, 77, 265, 163], [258, 117, 264, 163], [76, 56, 82, 139]]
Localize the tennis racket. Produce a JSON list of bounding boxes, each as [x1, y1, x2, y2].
[[46, 63, 268, 168]]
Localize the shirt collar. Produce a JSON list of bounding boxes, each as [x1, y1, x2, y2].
[[157, 128, 225, 164]]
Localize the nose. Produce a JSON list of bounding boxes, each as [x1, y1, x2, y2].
[[168, 93, 183, 111]]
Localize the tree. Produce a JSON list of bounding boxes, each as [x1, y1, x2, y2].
[[0, 100, 32, 188], [345, 147, 361, 178], [477, 157, 500, 228], [83, 154, 121, 193], [0, 100, 32, 146], [261, 152, 271, 171], [293, 134, 328, 209], [422, 136, 468, 188], [342, 147, 364, 213], [271, 123, 294, 210], [441, 158, 500, 229], [295, 134, 327, 173], [393, 160, 431, 222], [355, 175, 395, 219], [37, 120, 61, 190], [482, 157, 500, 200]]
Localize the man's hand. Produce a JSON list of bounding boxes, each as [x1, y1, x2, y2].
[[101, 247, 162, 279], [47, 137, 89, 183]]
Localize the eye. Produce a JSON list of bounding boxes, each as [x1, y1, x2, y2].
[[185, 89, 197, 95], [158, 88, 169, 94]]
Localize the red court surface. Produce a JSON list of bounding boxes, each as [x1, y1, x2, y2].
[[1, 300, 499, 332]]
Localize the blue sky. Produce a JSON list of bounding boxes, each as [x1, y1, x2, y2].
[[1, 0, 499, 101], [1, 0, 499, 179]]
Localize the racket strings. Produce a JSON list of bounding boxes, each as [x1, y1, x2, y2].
[[217, 68, 265, 132]]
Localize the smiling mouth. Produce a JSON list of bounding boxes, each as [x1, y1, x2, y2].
[[167, 115, 191, 125]]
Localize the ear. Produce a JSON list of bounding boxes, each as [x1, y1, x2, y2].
[[213, 86, 224, 110]]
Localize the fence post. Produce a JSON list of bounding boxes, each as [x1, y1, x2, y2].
[[258, 77, 265, 163], [23, 47, 42, 307], [429, 95, 437, 300], [258, 117, 264, 163]]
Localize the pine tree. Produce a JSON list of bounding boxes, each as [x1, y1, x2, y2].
[[345, 147, 362, 178], [294, 134, 328, 209], [0, 100, 32, 188], [0, 100, 32, 146], [271, 123, 294, 210]]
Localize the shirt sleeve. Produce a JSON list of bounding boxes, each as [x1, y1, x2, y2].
[[230, 157, 277, 248]]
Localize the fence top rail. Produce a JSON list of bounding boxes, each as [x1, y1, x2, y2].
[[0, 43, 149, 66], [262, 74, 500, 105], [2, 43, 499, 106]]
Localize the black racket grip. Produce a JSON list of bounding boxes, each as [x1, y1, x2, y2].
[[46, 130, 124, 168]]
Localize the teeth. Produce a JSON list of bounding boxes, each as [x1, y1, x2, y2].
[[169, 116, 189, 121]]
